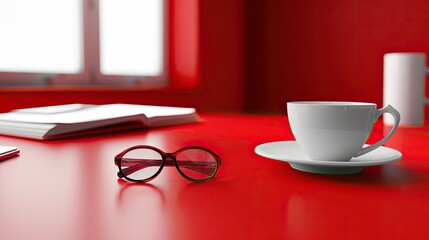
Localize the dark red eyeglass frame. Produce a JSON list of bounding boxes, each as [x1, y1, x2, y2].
[[114, 145, 222, 183]]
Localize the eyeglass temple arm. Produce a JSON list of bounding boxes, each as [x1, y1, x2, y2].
[[118, 158, 217, 178], [175, 159, 218, 176], [117, 158, 161, 178]]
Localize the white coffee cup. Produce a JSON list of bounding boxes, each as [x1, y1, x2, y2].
[[383, 53, 429, 126], [287, 101, 400, 161]]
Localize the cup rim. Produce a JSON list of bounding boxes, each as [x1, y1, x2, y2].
[[287, 101, 375, 106], [384, 52, 426, 57]]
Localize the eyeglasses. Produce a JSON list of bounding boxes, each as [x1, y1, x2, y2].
[[114, 145, 222, 183]]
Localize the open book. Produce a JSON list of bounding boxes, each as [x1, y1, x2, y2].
[[0, 104, 200, 140]]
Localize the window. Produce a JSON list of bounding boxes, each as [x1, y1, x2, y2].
[[0, 0, 166, 86]]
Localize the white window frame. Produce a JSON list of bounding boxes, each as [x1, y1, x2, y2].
[[0, 0, 168, 86]]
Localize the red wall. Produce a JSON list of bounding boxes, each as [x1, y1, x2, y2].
[[245, 0, 429, 113], [1, 1, 429, 114]]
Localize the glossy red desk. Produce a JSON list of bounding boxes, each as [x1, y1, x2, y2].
[[0, 114, 428, 240]]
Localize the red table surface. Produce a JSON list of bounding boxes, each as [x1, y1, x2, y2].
[[0, 113, 428, 240]]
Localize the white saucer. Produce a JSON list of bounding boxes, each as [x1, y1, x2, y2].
[[255, 141, 402, 174]]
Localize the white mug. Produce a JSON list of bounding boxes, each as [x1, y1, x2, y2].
[[383, 53, 429, 126], [287, 102, 400, 161]]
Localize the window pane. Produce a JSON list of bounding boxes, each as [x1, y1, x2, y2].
[[0, 0, 83, 74], [99, 0, 163, 76]]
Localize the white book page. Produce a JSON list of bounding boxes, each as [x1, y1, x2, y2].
[[0, 104, 196, 124]]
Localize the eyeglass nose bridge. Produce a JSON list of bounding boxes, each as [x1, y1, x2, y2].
[[164, 153, 176, 166]]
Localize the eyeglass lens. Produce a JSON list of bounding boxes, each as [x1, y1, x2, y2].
[[120, 148, 163, 181], [176, 148, 218, 180]]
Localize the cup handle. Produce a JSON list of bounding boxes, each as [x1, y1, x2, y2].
[[354, 105, 401, 157]]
